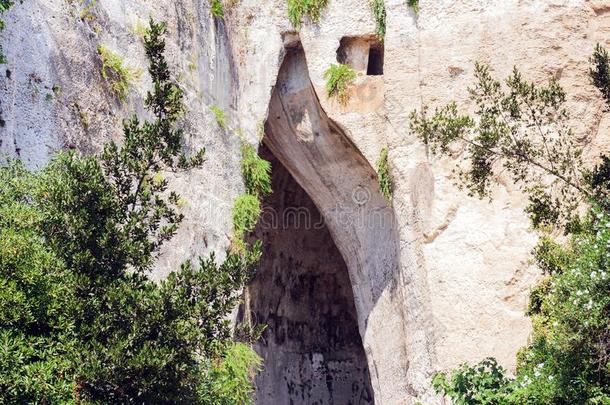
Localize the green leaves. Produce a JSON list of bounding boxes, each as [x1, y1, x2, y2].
[[426, 47, 610, 405], [324, 63, 357, 105], [377, 148, 392, 201], [590, 44, 610, 107], [370, 0, 386, 39], [241, 143, 272, 198], [0, 18, 261, 404], [232, 194, 261, 240], [287, 0, 329, 29], [411, 62, 584, 230], [432, 358, 512, 405]]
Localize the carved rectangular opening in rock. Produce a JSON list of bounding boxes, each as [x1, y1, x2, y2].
[[336, 36, 384, 75], [241, 144, 374, 405], [367, 42, 384, 75]]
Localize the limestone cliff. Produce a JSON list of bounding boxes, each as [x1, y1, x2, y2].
[[1, 0, 609, 403]]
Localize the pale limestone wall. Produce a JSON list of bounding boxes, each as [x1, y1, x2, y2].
[[2, 0, 610, 403]]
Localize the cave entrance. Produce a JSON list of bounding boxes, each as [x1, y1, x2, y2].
[[244, 144, 374, 404]]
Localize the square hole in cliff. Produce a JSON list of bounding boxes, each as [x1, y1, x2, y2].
[[336, 36, 384, 76]]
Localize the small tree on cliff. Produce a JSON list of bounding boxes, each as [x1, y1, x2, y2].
[[410, 46, 610, 403], [0, 19, 261, 404]]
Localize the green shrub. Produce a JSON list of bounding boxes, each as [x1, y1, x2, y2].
[[370, 0, 386, 39], [211, 0, 224, 18], [287, 0, 329, 29], [324, 63, 357, 105], [210, 104, 227, 129], [377, 148, 392, 201], [417, 45, 610, 405], [97, 44, 140, 101], [232, 194, 261, 240], [407, 0, 419, 13], [205, 343, 263, 404], [241, 143, 272, 198], [0, 19, 261, 404]]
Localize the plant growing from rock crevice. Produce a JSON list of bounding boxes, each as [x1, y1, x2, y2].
[[377, 148, 392, 201], [287, 0, 328, 29], [232, 142, 272, 247], [97, 44, 141, 101], [209, 104, 227, 129], [211, 0, 224, 18], [324, 63, 357, 105], [370, 0, 386, 39]]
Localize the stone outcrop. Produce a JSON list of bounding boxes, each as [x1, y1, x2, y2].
[[2, 1, 610, 403]]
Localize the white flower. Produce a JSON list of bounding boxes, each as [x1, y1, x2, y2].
[[549, 375, 554, 381], [591, 272, 597, 279]]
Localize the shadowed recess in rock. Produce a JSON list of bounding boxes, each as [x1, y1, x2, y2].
[[243, 145, 374, 404]]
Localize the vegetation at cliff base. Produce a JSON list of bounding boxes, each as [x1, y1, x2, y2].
[[324, 63, 357, 105], [411, 45, 610, 404], [0, 19, 261, 404]]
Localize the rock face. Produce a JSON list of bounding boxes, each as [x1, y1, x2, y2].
[[2, 0, 610, 403]]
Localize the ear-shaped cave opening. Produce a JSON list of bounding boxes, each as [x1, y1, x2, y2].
[[243, 144, 374, 404]]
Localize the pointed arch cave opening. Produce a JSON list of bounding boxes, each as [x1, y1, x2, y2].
[[241, 144, 374, 404]]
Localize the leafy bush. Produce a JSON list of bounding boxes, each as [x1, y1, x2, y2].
[[97, 44, 140, 101], [210, 104, 227, 129], [370, 0, 386, 39], [324, 63, 357, 105], [232, 194, 261, 240], [377, 148, 392, 201], [0, 19, 261, 404], [241, 142, 272, 198], [415, 45, 610, 405], [287, 0, 329, 29]]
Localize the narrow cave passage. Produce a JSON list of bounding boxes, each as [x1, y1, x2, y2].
[[244, 144, 374, 404]]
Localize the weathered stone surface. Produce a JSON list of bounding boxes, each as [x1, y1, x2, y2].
[[2, 1, 610, 403]]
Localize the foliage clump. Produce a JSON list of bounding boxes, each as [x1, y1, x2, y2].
[[590, 44, 610, 107], [370, 0, 386, 39], [324, 63, 357, 105], [232, 142, 272, 248], [210, 104, 227, 129], [241, 143, 272, 198], [410, 62, 584, 230], [377, 148, 392, 201], [414, 45, 610, 404], [0, 19, 261, 404], [97, 44, 140, 101], [211, 0, 224, 18], [232, 194, 261, 240], [287, 0, 329, 29]]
